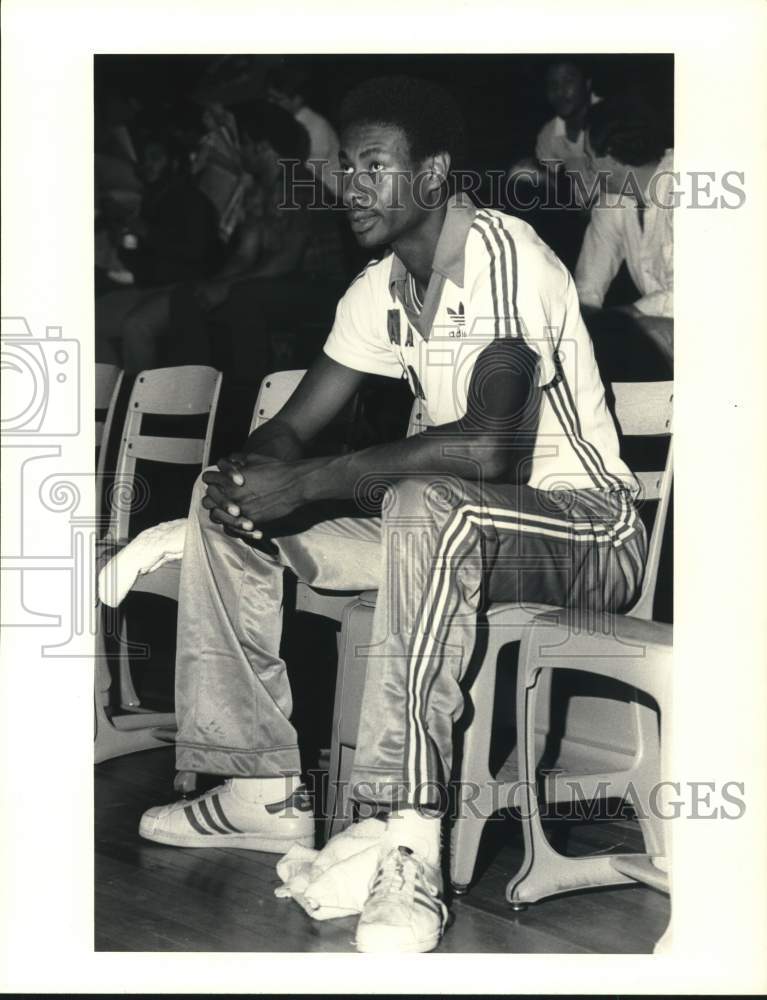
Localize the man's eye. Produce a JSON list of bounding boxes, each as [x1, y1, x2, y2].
[[370, 162, 384, 173], [341, 164, 354, 175]]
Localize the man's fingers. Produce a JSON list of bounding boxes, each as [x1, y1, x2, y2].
[[208, 506, 255, 531], [202, 468, 234, 489], [218, 457, 245, 486], [202, 483, 238, 514], [223, 524, 264, 541], [202, 493, 239, 517]]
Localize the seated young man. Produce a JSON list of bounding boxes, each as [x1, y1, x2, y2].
[[575, 94, 674, 366], [139, 76, 647, 953]]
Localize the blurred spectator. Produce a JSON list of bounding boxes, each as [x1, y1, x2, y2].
[[265, 64, 341, 200], [576, 94, 673, 365], [185, 100, 348, 384], [95, 129, 221, 371], [192, 102, 251, 244], [508, 57, 599, 203], [193, 100, 346, 307], [505, 57, 600, 271]]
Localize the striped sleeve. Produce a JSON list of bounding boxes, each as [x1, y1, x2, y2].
[[466, 212, 560, 387]]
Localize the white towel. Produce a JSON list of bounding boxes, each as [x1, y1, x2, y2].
[[98, 518, 188, 607], [274, 819, 387, 921]]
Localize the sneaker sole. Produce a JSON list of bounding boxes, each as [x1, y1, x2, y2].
[[355, 932, 442, 954], [139, 822, 314, 853]]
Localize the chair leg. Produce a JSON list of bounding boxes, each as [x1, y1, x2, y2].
[[94, 688, 176, 763], [174, 770, 198, 796], [450, 634, 503, 893], [506, 663, 635, 907], [324, 732, 342, 843], [117, 609, 143, 710], [327, 744, 356, 840], [629, 698, 665, 859]]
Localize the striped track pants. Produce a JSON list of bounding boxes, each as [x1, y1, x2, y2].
[[174, 472, 646, 802]]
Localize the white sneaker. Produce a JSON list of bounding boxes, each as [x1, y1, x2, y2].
[[355, 846, 448, 953], [139, 781, 314, 853]]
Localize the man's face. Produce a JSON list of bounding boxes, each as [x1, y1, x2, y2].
[[546, 62, 590, 120], [339, 122, 432, 249]]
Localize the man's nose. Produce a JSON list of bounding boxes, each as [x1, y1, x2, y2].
[[342, 171, 362, 207], [342, 170, 373, 209]]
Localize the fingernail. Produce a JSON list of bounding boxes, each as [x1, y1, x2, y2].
[[232, 473, 244, 486], [241, 520, 254, 531], [227, 505, 240, 516]]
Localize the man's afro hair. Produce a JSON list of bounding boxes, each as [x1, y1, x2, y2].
[[338, 75, 466, 167], [587, 94, 667, 167]]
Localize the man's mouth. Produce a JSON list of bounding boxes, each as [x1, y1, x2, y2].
[[349, 211, 378, 234]]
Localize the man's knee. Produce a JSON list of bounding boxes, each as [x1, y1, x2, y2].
[[383, 474, 469, 520]]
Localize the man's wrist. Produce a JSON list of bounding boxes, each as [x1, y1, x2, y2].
[[294, 454, 347, 505]]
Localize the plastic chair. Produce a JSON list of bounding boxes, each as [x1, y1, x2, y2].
[[325, 382, 673, 886], [95, 365, 222, 763], [507, 611, 672, 922], [95, 363, 123, 522], [450, 380, 673, 893]]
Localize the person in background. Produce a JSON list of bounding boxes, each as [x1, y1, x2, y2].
[[505, 57, 599, 272], [265, 64, 342, 201], [508, 57, 599, 203], [575, 94, 674, 368], [180, 100, 347, 385], [95, 130, 220, 372]]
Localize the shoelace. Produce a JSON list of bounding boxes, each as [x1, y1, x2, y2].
[[371, 848, 439, 902]]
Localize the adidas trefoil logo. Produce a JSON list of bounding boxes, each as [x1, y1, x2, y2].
[[447, 302, 465, 327]]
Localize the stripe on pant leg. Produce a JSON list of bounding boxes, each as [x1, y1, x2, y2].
[[404, 499, 642, 798]]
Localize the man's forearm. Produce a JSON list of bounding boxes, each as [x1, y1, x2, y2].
[[243, 417, 306, 463], [294, 427, 525, 507]]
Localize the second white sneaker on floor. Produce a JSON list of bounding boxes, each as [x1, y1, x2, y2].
[[139, 781, 314, 853], [355, 845, 448, 953]]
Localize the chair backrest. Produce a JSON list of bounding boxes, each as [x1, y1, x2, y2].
[[95, 364, 124, 515], [610, 380, 673, 621], [249, 370, 307, 433], [95, 363, 123, 455], [250, 370, 431, 441], [108, 365, 222, 541]]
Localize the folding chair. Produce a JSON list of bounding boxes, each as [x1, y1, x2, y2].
[[95, 363, 123, 521], [95, 365, 222, 763]]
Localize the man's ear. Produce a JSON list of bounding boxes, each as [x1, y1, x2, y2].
[[421, 151, 451, 198]]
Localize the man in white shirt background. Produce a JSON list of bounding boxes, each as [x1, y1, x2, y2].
[[576, 94, 674, 369], [505, 57, 599, 273], [508, 57, 599, 195]]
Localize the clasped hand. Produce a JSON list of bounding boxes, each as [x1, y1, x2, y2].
[[202, 453, 303, 538]]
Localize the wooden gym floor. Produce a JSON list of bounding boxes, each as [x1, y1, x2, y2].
[[95, 747, 669, 954]]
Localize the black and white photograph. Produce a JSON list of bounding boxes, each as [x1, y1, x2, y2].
[[2, 0, 766, 993]]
